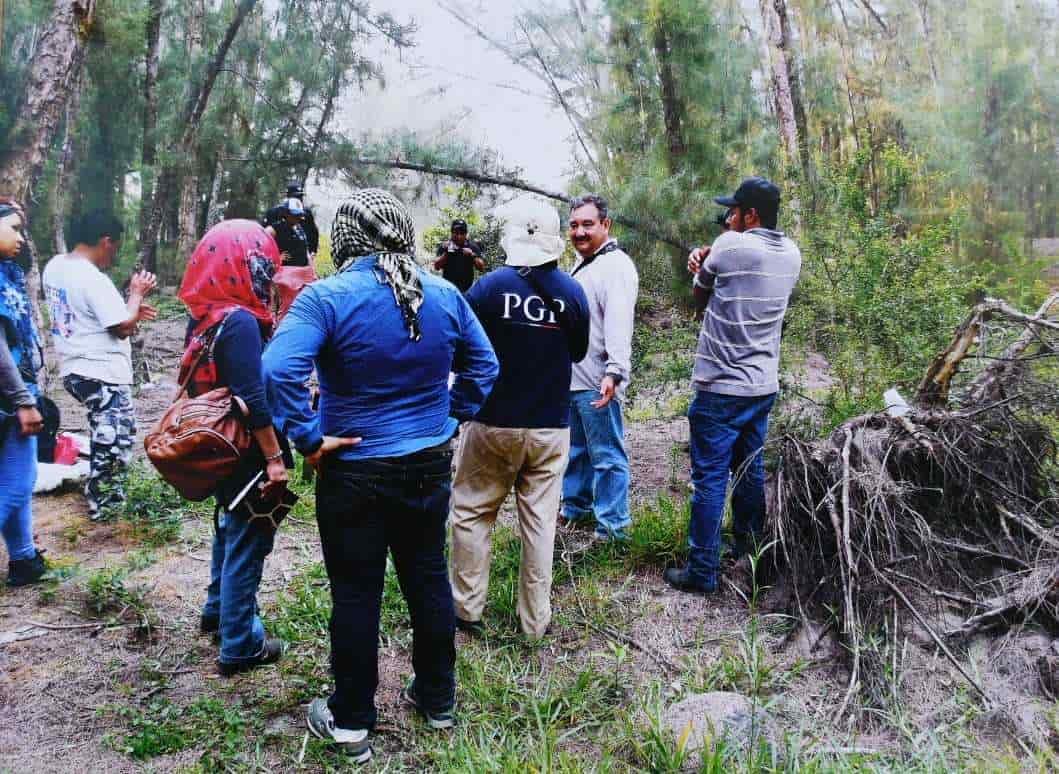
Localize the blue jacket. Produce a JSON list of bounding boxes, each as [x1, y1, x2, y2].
[[466, 264, 590, 428], [263, 256, 499, 460]]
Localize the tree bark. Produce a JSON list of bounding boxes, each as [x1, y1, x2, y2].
[[50, 68, 84, 254], [773, 0, 810, 181], [176, 0, 206, 263], [138, 0, 259, 271], [0, 0, 97, 202], [301, 63, 342, 185], [651, 13, 687, 169], [759, 0, 800, 173], [138, 0, 163, 245]]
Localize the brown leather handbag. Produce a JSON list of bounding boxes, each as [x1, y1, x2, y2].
[[144, 334, 253, 501]]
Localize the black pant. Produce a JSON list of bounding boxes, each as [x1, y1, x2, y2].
[[316, 447, 456, 730]]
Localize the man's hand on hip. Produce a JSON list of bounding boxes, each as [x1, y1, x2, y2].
[[304, 435, 362, 471], [591, 375, 618, 409]]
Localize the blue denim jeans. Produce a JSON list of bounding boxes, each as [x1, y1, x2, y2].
[[562, 390, 631, 538], [686, 390, 776, 588], [202, 508, 276, 664], [316, 446, 456, 730], [0, 419, 37, 561]]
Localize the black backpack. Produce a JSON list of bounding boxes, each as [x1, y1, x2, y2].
[[35, 395, 61, 463]]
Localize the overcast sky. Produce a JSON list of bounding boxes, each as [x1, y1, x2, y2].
[[333, 0, 575, 190]]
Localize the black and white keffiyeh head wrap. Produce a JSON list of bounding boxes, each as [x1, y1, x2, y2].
[[331, 189, 423, 341]]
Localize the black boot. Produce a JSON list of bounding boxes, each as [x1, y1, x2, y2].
[[7, 550, 47, 587]]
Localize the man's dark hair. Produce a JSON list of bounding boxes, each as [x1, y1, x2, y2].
[[69, 210, 125, 247], [569, 193, 608, 221], [754, 202, 779, 230], [450, 218, 468, 233]]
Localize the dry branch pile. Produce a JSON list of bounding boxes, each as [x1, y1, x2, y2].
[[769, 293, 1059, 711]]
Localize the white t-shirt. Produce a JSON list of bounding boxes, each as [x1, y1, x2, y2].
[[42, 254, 133, 385]]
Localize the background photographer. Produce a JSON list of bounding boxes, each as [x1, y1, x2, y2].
[[434, 218, 485, 292]]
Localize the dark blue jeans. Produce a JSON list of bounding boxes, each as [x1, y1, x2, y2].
[[316, 447, 456, 730], [687, 390, 776, 588], [202, 509, 275, 663]]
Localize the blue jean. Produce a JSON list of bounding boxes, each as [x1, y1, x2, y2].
[[202, 509, 276, 663], [0, 419, 37, 561], [562, 390, 631, 538], [686, 390, 776, 587], [316, 447, 456, 730]]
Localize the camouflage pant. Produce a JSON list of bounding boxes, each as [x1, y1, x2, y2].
[[63, 375, 136, 519]]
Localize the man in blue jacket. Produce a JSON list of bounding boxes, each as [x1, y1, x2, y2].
[[450, 197, 590, 638], [263, 189, 498, 763]]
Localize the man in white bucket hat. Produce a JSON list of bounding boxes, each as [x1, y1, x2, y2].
[[450, 196, 590, 638]]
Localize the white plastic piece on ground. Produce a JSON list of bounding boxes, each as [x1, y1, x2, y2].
[[884, 387, 910, 417], [34, 461, 90, 494]]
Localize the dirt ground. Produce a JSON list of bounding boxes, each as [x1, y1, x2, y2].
[[1, 310, 1056, 772]]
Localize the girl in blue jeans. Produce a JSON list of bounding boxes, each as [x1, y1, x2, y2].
[[177, 220, 292, 675], [0, 198, 47, 587]]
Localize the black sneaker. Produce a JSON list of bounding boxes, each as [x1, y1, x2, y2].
[[663, 567, 718, 596], [200, 614, 219, 635], [7, 550, 47, 587], [306, 698, 372, 762], [217, 637, 285, 677], [455, 617, 484, 636], [402, 679, 455, 730]]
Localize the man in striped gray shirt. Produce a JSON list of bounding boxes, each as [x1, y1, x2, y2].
[[665, 177, 801, 595]]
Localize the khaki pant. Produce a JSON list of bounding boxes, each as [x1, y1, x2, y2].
[[450, 422, 570, 637]]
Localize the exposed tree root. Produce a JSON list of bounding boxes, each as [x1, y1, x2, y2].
[[770, 294, 1059, 714]]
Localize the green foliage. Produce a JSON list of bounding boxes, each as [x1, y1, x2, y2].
[[82, 565, 155, 637], [121, 462, 208, 545], [110, 696, 249, 764], [421, 184, 504, 269], [788, 145, 978, 405]]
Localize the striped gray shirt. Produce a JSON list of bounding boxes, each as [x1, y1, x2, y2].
[[692, 228, 800, 397]]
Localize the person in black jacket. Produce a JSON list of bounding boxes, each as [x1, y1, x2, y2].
[[176, 219, 292, 676], [434, 219, 485, 292], [450, 197, 590, 638]]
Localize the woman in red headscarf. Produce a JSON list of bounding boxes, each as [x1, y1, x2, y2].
[[177, 219, 290, 676]]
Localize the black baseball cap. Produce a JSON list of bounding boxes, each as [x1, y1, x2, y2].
[[286, 180, 305, 197], [714, 176, 781, 212], [451, 219, 468, 232]]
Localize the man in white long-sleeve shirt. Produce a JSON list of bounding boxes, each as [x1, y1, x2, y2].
[[560, 194, 639, 541]]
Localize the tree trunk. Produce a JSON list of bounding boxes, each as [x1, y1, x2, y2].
[[651, 14, 687, 169], [138, 0, 259, 271], [50, 68, 84, 254], [176, 0, 206, 264], [773, 0, 810, 182], [301, 64, 342, 184], [0, 0, 97, 202], [914, 0, 940, 89], [759, 0, 800, 172], [138, 0, 163, 245]]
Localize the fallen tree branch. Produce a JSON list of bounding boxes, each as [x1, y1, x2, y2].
[[348, 156, 694, 253]]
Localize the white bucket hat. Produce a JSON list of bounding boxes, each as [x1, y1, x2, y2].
[[494, 196, 565, 268]]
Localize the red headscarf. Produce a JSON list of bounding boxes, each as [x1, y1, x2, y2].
[[177, 220, 281, 394]]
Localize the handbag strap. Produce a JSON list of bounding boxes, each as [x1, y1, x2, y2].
[[173, 323, 222, 403]]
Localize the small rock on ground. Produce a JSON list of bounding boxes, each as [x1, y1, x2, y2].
[[663, 691, 778, 767]]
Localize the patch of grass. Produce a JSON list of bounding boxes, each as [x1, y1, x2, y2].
[[109, 696, 251, 765], [150, 293, 187, 321], [83, 565, 156, 635], [121, 462, 209, 545], [627, 496, 689, 568]]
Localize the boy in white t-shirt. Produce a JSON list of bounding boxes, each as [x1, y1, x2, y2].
[[43, 211, 157, 519]]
